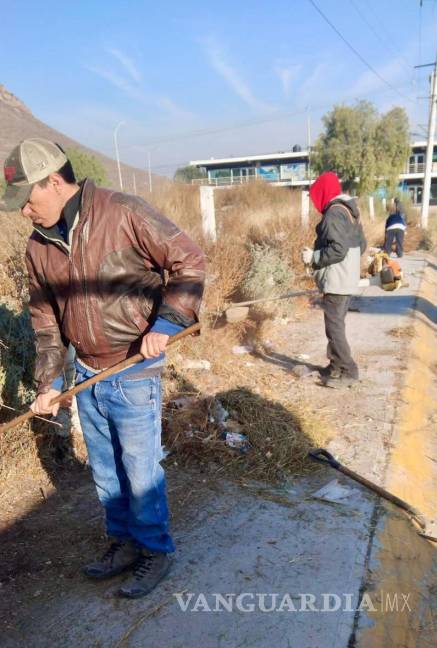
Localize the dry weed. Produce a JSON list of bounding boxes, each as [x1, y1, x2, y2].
[[140, 182, 202, 241], [203, 239, 250, 315], [0, 211, 31, 263], [215, 184, 301, 240]]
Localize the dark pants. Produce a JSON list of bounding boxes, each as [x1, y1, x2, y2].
[[323, 294, 359, 379], [384, 229, 404, 257]]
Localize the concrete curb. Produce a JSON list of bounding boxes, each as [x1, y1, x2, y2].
[[357, 258, 437, 647]]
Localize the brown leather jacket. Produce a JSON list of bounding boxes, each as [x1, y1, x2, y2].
[[25, 179, 206, 394]]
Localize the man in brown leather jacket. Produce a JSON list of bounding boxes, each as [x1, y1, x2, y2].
[[1, 138, 206, 598]]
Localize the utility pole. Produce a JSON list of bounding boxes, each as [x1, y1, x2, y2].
[[415, 58, 437, 229], [147, 152, 153, 193], [113, 121, 125, 191], [306, 106, 312, 182], [306, 106, 312, 150]]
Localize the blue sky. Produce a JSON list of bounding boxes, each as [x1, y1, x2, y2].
[[1, 0, 437, 176]]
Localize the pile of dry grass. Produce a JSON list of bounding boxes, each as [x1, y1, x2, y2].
[[162, 388, 327, 483]]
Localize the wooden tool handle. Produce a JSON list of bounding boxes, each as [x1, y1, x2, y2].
[[231, 290, 318, 308], [0, 322, 200, 433]]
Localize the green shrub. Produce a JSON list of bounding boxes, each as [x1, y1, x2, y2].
[[66, 148, 107, 186], [174, 165, 206, 183], [241, 242, 293, 301]]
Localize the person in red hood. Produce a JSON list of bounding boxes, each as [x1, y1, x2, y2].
[[309, 171, 342, 214], [302, 172, 367, 388]]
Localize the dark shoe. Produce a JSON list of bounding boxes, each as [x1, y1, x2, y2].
[[83, 540, 140, 580], [319, 364, 338, 378], [322, 373, 358, 389], [119, 551, 172, 599]]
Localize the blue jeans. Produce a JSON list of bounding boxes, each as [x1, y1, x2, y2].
[[75, 368, 174, 554]]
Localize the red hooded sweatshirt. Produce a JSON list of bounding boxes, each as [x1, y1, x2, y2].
[[309, 172, 341, 214]]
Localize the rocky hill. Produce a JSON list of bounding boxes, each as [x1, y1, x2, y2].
[[0, 84, 150, 192]]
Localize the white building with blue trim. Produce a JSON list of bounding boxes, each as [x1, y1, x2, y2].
[[190, 141, 437, 205]]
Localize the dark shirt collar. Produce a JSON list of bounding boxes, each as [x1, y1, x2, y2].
[[34, 184, 83, 244], [61, 184, 82, 230]]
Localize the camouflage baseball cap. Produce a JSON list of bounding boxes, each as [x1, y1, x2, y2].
[[0, 138, 67, 211]]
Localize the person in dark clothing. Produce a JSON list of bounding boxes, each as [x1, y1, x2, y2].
[[302, 172, 367, 388], [393, 196, 405, 213], [384, 198, 407, 258]]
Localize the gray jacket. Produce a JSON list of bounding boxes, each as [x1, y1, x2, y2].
[[312, 195, 367, 295]]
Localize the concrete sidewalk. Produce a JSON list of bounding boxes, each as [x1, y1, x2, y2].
[[5, 254, 436, 648]]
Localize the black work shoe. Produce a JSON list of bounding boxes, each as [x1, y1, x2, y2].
[[322, 374, 358, 389], [319, 364, 337, 378], [83, 540, 140, 580], [119, 551, 172, 599]]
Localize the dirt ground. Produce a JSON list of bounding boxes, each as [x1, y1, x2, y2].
[[0, 253, 435, 646]]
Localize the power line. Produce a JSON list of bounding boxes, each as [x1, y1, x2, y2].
[[135, 83, 415, 151], [131, 90, 418, 172], [141, 108, 309, 147], [348, 0, 411, 75], [308, 0, 414, 104]]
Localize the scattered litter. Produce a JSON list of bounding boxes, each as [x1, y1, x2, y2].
[[185, 359, 211, 370], [223, 431, 249, 452], [232, 345, 254, 355], [312, 479, 361, 504], [162, 388, 326, 482], [209, 400, 229, 425], [291, 365, 312, 378]]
